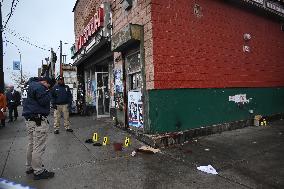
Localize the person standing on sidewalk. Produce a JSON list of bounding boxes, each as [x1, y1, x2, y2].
[[0, 92, 7, 127], [51, 76, 73, 134], [6, 85, 21, 122], [22, 77, 55, 180]]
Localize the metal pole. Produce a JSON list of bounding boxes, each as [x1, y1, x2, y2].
[[20, 53, 22, 84], [0, 2, 4, 93], [60, 40, 62, 77]]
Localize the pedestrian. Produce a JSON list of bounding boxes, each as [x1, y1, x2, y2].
[[6, 85, 21, 122], [22, 77, 55, 180], [51, 76, 73, 134], [0, 92, 7, 127]]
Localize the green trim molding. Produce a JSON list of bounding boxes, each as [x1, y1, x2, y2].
[[148, 87, 284, 134]]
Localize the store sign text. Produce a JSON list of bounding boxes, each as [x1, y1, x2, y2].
[[247, 0, 284, 15], [76, 7, 104, 52], [266, 1, 284, 14], [251, 0, 264, 5]]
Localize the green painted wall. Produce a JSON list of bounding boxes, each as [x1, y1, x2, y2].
[[148, 88, 284, 134]]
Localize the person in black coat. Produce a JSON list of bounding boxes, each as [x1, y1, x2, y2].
[[22, 77, 55, 180], [51, 76, 73, 134], [6, 85, 21, 122]]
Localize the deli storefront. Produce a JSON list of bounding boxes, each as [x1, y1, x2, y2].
[[72, 3, 115, 118]]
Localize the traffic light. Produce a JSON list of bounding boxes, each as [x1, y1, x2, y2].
[[52, 52, 57, 63]]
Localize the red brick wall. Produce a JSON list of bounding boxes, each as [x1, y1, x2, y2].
[[152, 0, 284, 89], [112, 0, 154, 90], [73, 0, 104, 41]]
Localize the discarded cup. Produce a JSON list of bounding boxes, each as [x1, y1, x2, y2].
[[204, 148, 210, 151]]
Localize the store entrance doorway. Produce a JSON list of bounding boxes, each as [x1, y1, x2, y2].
[[95, 72, 110, 118]]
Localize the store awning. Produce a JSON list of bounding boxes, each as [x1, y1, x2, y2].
[[73, 37, 109, 67], [111, 24, 143, 52]]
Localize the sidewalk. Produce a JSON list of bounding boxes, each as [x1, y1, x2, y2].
[[0, 108, 283, 189]]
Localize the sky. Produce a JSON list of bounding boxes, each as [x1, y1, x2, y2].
[[2, 0, 77, 85]]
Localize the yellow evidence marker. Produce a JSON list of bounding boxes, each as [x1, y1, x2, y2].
[[124, 137, 130, 147], [263, 119, 267, 126], [103, 137, 108, 145], [92, 133, 98, 142]]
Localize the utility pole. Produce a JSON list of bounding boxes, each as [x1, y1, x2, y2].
[[0, 2, 4, 93], [60, 40, 62, 77], [20, 53, 22, 84], [50, 48, 54, 78]]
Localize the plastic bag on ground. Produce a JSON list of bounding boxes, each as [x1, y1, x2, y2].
[[197, 165, 218, 175]]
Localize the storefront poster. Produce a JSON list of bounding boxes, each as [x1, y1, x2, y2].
[[114, 69, 123, 93], [92, 80, 97, 106], [128, 91, 143, 128], [86, 79, 96, 106]]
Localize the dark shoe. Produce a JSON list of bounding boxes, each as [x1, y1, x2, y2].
[[54, 130, 59, 134], [93, 143, 102, 146], [34, 169, 54, 180], [26, 169, 34, 174], [66, 129, 73, 132]]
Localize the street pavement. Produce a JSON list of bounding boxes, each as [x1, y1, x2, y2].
[[0, 108, 283, 189]]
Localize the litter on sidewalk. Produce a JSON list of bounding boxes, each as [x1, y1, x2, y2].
[[85, 139, 93, 144], [197, 165, 218, 175], [93, 143, 103, 146], [254, 115, 262, 126], [136, 146, 161, 154], [131, 151, 136, 157]]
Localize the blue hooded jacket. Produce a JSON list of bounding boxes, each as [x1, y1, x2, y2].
[[51, 84, 72, 105], [22, 78, 51, 118]]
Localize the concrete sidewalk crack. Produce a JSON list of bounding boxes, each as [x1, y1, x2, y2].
[[217, 174, 253, 189], [0, 134, 17, 177], [71, 132, 92, 152]]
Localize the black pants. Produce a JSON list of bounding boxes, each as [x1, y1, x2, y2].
[[1, 119, 5, 126], [8, 106, 18, 121]]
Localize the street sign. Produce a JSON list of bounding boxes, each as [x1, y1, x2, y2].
[[13, 61, 21, 70]]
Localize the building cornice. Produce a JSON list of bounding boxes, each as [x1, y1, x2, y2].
[[72, 0, 80, 12]]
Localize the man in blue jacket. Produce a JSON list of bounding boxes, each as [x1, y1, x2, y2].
[[22, 77, 55, 180], [51, 76, 73, 134]]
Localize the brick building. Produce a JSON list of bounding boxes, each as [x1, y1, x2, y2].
[[72, 0, 284, 134]]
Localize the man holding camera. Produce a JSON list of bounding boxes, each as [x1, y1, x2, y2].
[[22, 77, 55, 180]]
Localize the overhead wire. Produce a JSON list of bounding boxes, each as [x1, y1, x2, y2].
[[3, 0, 19, 29], [4, 27, 51, 51]]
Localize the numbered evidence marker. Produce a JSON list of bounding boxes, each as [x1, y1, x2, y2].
[[92, 133, 98, 142], [124, 137, 130, 147], [263, 119, 267, 126], [103, 137, 108, 146]]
